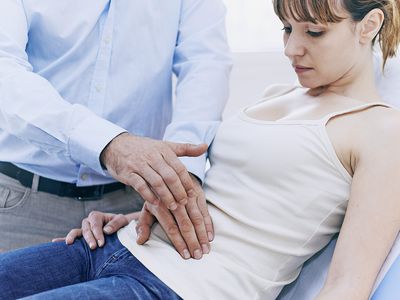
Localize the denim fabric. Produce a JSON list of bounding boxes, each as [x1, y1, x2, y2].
[[0, 234, 181, 300]]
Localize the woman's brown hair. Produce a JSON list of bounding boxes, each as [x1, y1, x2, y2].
[[273, 0, 400, 69]]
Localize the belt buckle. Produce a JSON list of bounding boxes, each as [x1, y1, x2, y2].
[[75, 185, 105, 201]]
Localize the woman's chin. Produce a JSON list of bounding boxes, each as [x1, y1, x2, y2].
[[297, 78, 323, 89]]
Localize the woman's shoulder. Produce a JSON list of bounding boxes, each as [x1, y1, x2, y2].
[[356, 105, 400, 155], [364, 105, 400, 131]]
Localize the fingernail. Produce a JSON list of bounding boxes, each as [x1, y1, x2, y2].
[[202, 244, 209, 254], [168, 202, 178, 210], [183, 249, 191, 259], [89, 243, 96, 249], [208, 232, 213, 241], [104, 226, 112, 234], [97, 240, 104, 247], [194, 249, 202, 260]]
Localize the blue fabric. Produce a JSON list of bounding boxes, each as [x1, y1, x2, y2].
[[0, 0, 232, 184], [0, 234, 181, 300], [278, 235, 400, 299], [371, 255, 400, 300]]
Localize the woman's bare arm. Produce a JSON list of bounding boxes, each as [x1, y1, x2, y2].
[[317, 113, 400, 300]]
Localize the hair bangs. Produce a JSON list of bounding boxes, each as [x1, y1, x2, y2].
[[273, 0, 345, 24]]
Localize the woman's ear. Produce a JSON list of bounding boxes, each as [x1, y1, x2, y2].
[[358, 8, 385, 44]]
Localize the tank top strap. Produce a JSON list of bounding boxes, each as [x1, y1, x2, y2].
[[320, 102, 395, 126]]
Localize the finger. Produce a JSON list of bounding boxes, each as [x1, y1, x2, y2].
[[65, 228, 83, 245], [166, 142, 208, 158], [186, 195, 210, 255], [88, 211, 108, 247], [135, 204, 156, 245], [52, 237, 66, 243], [81, 219, 98, 250], [103, 214, 130, 235], [140, 164, 178, 210], [196, 188, 214, 242], [128, 211, 141, 221], [162, 149, 196, 204], [127, 172, 160, 206], [172, 205, 203, 260], [146, 203, 192, 260]]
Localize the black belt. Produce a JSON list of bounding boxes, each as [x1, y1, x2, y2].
[[0, 162, 126, 201]]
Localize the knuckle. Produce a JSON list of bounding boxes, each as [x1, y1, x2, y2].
[[82, 231, 92, 240], [136, 182, 149, 194], [88, 211, 99, 219], [81, 218, 89, 226], [151, 178, 164, 189], [180, 219, 194, 233], [191, 214, 204, 227], [174, 164, 187, 176], [163, 173, 178, 185], [115, 214, 125, 220], [166, 224, 180, 236]]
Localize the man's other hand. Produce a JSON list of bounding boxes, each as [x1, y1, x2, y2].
[[136, 175, 214, 260]]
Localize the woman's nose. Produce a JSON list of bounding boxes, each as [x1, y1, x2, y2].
[[284, 34, 306, 58]]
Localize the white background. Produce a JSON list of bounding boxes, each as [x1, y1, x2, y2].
[[222, 0, 284, 52]]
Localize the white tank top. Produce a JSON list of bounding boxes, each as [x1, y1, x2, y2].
[[118, 85, 392, 300]]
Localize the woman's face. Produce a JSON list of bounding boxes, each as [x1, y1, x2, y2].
[[282, 10, 362, 89]]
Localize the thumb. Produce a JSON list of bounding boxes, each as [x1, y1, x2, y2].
[[167, 142, 208, 157], [136, 206, 156, 245]]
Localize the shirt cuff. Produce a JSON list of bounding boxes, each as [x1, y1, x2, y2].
[[179, 153, 207, 183], [68, 113, 127, 175]]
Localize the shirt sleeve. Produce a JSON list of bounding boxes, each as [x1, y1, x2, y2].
[[0, 0, 126, 175], [164, 0, 233, 182]]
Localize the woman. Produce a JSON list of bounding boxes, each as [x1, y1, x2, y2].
[[1, 0, 400, 299]]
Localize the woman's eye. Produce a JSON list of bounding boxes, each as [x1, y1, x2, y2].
[[282, 26, 292, 34], [307, 30, 324, 37]]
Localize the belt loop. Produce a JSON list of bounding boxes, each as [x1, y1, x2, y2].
[[31, 174, 39, 192]]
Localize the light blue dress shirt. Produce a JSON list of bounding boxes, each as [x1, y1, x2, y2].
[[0, 0, 232, 186]]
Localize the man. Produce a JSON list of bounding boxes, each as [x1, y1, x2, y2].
[[0, 0, 232, 258]]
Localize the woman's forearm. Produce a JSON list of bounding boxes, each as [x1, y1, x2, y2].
[[316, 281, 369, 300]]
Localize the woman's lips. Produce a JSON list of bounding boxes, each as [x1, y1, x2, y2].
[[293, 65, 313, 74]]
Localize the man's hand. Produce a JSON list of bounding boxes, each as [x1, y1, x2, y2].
[[52, 211, 139, 249], [101, 133, 208, 210], [136, 175, 214, 260]]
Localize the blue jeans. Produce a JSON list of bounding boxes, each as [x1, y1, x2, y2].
[[0, 234, 181, 300]]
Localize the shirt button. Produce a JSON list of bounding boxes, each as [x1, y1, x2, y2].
[[80, 174, 89, 181], [104, 37, 111, 45], [95, 84, 103, 93]]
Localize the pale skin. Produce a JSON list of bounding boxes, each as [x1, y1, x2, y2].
[[53, 171, 213, 260], [101, 132, 214, 259], [57, 5, 400, 299]]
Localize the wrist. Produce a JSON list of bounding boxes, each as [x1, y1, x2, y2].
[[100, 132, 129, 169]]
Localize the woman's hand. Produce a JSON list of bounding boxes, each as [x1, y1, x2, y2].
[[52, 211, 139, 249]]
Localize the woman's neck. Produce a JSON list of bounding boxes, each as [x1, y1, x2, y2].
[[310, 55, 382, 103]]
